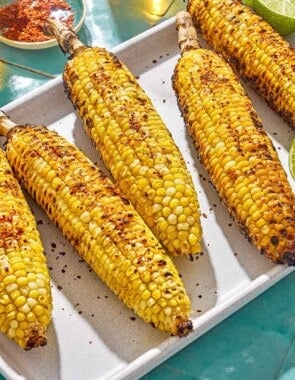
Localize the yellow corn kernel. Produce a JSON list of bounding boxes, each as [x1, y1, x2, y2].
[[188, 0, 295, 128], [0, 148, 52, 350], [45, 20, 204, 256], [173, 11, 295, 264], [3, 122, 193, 337]]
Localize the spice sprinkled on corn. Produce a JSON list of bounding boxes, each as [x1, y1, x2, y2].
[[0, 137, 52, 349], [0, 112, 193, 336], [188, 0, 295, 129], [173, 11, 295, 264], [44, 19, 203, 256]]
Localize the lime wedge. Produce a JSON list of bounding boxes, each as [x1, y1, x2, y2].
[[243, 0, 295, 35], [289, 138, 295, 180]]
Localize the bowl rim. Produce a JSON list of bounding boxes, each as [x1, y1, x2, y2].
[[0, 0, 87, 50]]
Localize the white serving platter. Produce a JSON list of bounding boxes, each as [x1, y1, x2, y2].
[[0, 16, 294, 380]]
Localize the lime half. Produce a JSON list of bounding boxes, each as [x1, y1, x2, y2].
[[243, 0, 295, 35], [289, 138, 295, 180]]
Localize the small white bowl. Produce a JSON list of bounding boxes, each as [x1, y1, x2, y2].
[[0, 0, 87, 49]]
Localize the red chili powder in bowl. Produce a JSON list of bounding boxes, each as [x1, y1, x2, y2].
[[0, 0, 74, 42]]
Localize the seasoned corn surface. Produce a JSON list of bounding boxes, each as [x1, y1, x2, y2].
[[173, 12, 295, 264], [0, 148, 52, 349], [5, 124, 193, 336], [60, 37, 202, 256], [188, 0, 295, 129]]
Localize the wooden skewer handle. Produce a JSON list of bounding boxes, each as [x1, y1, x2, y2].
[[176, 11, 200, 53]]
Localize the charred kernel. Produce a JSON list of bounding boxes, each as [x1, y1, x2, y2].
[[271, 236, 279, 246]]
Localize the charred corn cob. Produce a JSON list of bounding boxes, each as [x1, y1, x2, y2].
[[0, 141, 52, 349], [188, 0, 295, 129], [44, 20, 202, 256], [0, 111, 193, 336], [173, 11, 295, 265]]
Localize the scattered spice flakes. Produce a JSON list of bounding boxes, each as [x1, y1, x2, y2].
[[37, 219, 43, 225], [0, 0, 74, 42], [130, 316, 136, 321], [57, 285, 63, 290]]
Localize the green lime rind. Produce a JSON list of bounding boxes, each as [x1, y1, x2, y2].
[[243, 0, 295, 35], [289, 138, 295, 181]]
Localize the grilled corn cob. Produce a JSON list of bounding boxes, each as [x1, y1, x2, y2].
[[44, 20, 202, 256], [173, 11, 295, 264], [188, 0, 295, 129], [0, 139, 52, 349], [0, 111, 193, 336]]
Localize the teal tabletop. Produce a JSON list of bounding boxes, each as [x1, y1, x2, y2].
[[0, 1, 295, 380]]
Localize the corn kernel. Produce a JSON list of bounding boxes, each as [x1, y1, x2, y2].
[[80, 211, 91, 223], [152, 289, 162, 301], [3, 275, 17, 286]]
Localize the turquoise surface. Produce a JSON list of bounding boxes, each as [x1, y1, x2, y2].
[[0, 1, 295, 379], [142, 272, 295, 380]]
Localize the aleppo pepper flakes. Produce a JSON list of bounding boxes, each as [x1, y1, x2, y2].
[[0, 0, 74, 42]]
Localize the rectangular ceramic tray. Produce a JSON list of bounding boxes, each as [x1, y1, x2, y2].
[[1, 17, 294, 380]]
